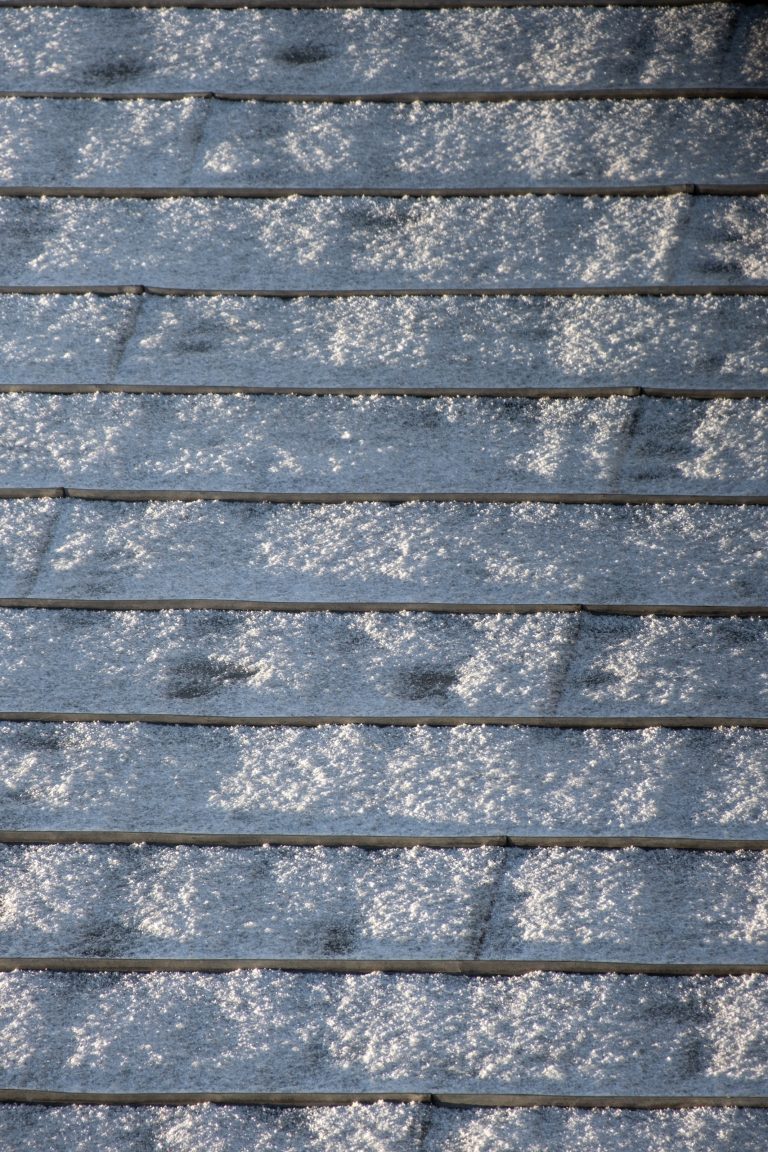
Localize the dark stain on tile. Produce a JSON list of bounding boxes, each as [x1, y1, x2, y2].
[[320, 917, 359, 956], [581, 668, 621, 692], [165, 657, 260, 700], [699, 259, 743, 277], [73, 917, 136, 958], [9, 726, 63, 752], [394, 664, 457, 702], [277, 45, 331, 66], [80, 56, 147, 85]]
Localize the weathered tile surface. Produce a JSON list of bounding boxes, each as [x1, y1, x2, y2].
[[0, 1103, 765, 1152], [0, 7, 763, 94], [1, 295, 764, 394], [0, 970, 766, 1093], [21, 500, 768, 606], [0, 843, 765, 964], [0, 195, 765, 289], [1, 98, 765, 188], [2, 394, 766, 494], [2, 722, 765, 838], [0, 609, 764, 717]]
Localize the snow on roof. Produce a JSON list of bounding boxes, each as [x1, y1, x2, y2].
[[0, 1, 766, 1145]]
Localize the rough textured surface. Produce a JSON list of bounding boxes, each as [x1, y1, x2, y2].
[[1, 395, 766, 496], [0, 843, 766, 964], [0, 97, 205, 188], [618, 398, 768, 493], [1, 98, 766, 187], [0, 970, 766, 1093], [559, 615, 768, 718], [0, 1103, 765, 1152], [0, 608, 570, 716], [0, 294, 764, 393], [0, 393, 630, 491], [0, 7, 764, 94], [423, 1106, 768, 1151], [21, 500, 768, 606], [0, 500, 59, 595], [0, 1104, 422, 1152], [2, 722, 765, 838], [0, 0, 765, 1136], [0, 294, 135, 386], [482, 847, 768, 962], [0, 609, 764, 718], [0, 195, 765, 289], [0, 844, 499, 960]]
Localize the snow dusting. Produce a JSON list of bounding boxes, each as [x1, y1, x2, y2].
[[1, 722, 765, 838], [0, 1103, 765, 1152], [0, 609, 763, 717], [0, 1103, 423, 1152], [0, 608, 570, 716], [0, 97, 765, 187], [0, 394, 766, 495], [0, 970, 765, 1093], [0, 294, 764, 392], [0, 7, 763, 94], [0, 195, 765, 289], [0, 499, 59, 594], [0, 843, 766, 964], [19, 500, 768, 606], [0, 0, 765, 1138]]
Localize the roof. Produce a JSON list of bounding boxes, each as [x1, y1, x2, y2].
[[0, 2, 766, 1148]]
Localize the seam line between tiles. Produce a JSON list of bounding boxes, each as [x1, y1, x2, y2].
[[0, 1090, 764, 1108], [0, 601, 765, 618], [177, 98, 213, 187], [721, 5, 753, 87], [2, 88, 767, 103], [3, 487, 767, 505], [1, 957, 767, 976], [0, 0, 748, 7], [0, 713, 763, 729], [0, 183, 765, 198], [3, 831, 767, 850], [0, 286, 764, 298], [105, 293, 144, 384], [18, 499, 66, 598], [545, 613, 583, 715], [604, 395, 642, 491], [471, 851, 507, 960], [416, 1104, 434, 1152], [661, 192, 696, 286], [1, 386, 766, 400]]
